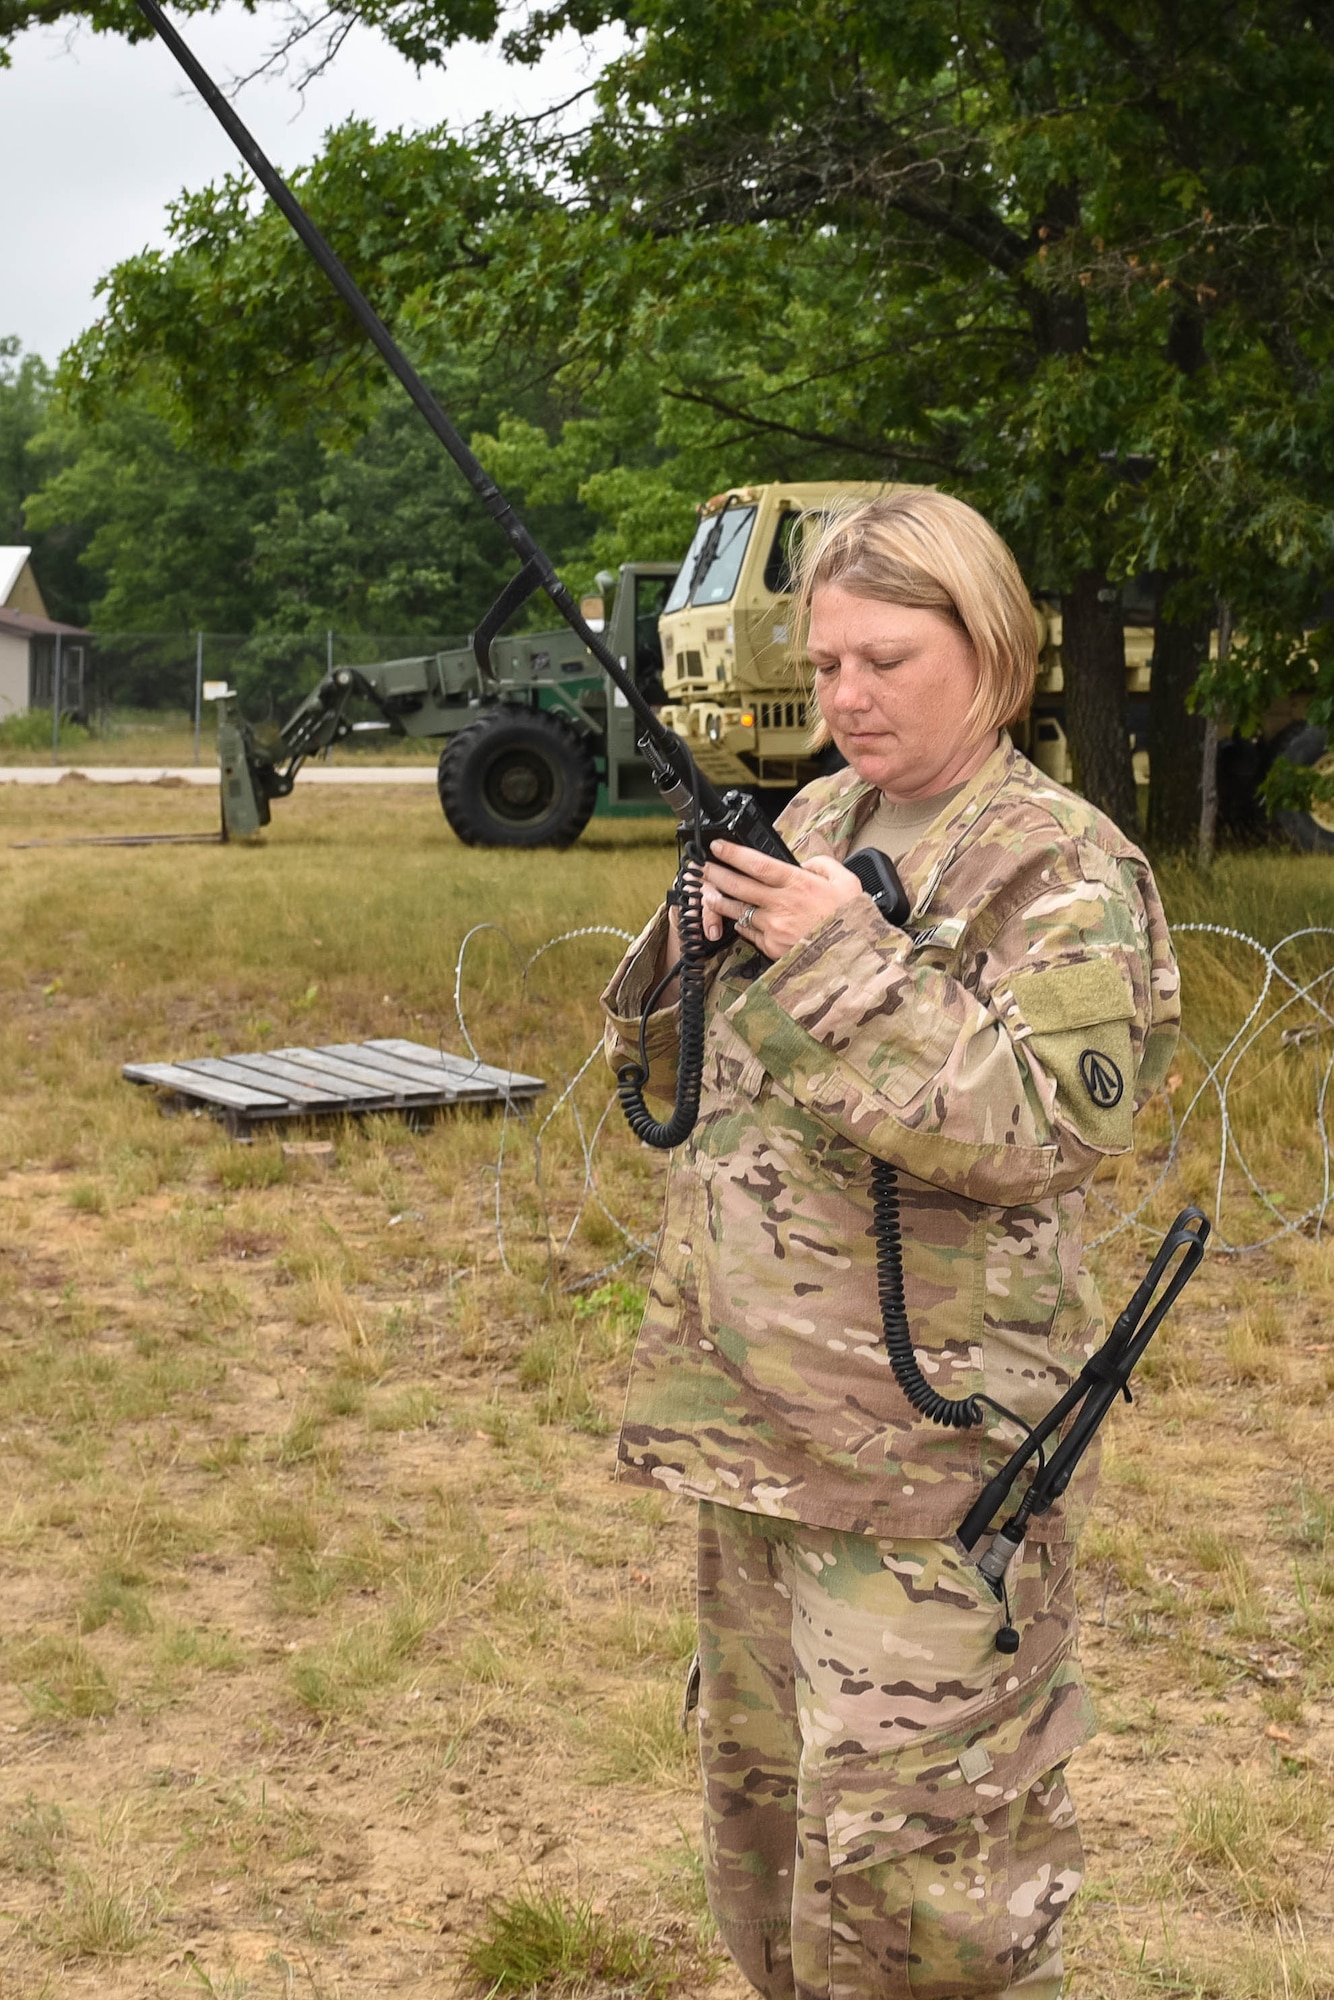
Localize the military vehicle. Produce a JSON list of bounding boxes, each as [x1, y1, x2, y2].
[[219, 480, 1334, 853], [654, 481, 1151, 811], [657, 479, 1334, 852], [216, 483, 905, 850], [654, 480, 900, 797], [217, 561, 679, 847], [652, 478, 1141, 808]]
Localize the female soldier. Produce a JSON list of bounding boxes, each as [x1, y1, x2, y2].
[[602, 490, 1178, 1999]]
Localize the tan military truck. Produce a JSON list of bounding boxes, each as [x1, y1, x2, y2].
[[657, 480, 897, 794], [658, 480, 1334, 851], [657, 478, 1143, 797]]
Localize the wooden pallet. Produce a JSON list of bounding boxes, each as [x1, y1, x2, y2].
[[123, 1037, 545, 1132]]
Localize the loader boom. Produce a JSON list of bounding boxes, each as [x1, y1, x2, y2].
[[214, 564, 680, 845]]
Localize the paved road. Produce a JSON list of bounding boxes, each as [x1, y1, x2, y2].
[[0, 765, 437, 786]]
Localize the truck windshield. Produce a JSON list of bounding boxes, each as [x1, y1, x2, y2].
[[663, 506, 757, 613]]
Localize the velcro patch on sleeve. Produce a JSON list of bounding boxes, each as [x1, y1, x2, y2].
[[1007, 959, 1135, 1036]]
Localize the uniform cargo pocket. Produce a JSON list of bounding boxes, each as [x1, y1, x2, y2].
[[810, 1540, 1092, 1873], [808, 1763, 1084, 1997]]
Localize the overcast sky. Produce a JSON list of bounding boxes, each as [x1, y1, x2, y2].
[[1, 6, 615, 365]]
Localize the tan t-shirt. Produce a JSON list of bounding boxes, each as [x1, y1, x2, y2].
[[845, 781, 968, 866]]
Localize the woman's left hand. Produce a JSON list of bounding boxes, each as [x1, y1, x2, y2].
[[701, 840, 866, 959]]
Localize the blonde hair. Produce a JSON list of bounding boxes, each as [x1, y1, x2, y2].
[[793, 489, 1037, 748]]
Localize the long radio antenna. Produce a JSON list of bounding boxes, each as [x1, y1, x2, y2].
[[131, 0, 618, 693], [131, 0, 812, 874]]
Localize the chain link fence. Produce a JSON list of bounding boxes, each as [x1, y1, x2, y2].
[[3, 630, 464, 764]]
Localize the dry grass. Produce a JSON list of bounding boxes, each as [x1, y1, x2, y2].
[[0, 780, 1332, 1998]]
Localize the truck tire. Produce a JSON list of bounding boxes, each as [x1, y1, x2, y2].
[[1270, 722, 1334, 855], [437, 708, 599, 848]]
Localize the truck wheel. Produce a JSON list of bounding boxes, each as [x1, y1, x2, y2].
[[1270, 722, 1334, 854], [437, 709, 599, 848]]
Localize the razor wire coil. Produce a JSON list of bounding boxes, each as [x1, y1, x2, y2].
[[448, 921, 1334, 1282], [1087, 923, 1334, 1253]]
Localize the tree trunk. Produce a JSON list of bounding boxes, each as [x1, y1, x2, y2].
[[1147, 571, 1210, 851], [1062, 568, 1138, 832]]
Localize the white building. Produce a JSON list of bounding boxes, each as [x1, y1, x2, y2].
[[0, 547, 91, 718]]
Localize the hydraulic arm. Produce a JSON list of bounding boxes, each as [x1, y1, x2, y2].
[[216, 670, 397, 834]]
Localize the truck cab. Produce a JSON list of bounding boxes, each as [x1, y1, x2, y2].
[[656, 480, 909, 792]]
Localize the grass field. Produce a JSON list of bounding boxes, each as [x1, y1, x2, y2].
[[0, 777, 1332, 1998]]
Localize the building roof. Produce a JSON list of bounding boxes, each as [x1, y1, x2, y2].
[[0, 607, 92, 641], [0, 547, 33, 607]]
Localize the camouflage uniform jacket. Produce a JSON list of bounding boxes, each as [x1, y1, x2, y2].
[[602, 736, 1179, 1542]]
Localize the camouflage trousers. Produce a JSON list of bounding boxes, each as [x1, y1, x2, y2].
[[694, 1503, 1093, 1999]]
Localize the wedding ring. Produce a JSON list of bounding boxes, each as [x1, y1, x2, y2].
[[740, 905, 757, 930]]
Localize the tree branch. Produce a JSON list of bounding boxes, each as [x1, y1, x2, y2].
[[660, 383, 957, 472]]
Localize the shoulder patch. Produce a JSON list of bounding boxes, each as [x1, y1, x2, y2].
[[1008, 959, 1137, 1156], [1079, 1047, 1124, 1108]]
